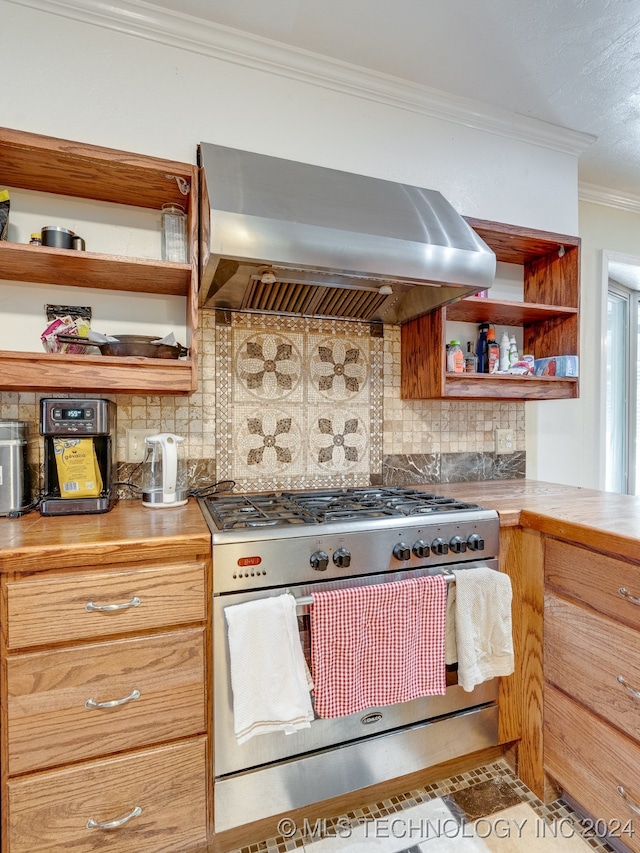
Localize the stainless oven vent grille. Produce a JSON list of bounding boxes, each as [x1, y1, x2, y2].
[[242, 277, 389, 320]]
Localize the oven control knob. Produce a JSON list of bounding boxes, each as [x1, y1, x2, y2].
[[412, 540, 430, 559], [310, 550, 329, 571], [393, 543, 411, 561], [449, 536, 467, 554], [467, 533, 485, 551], [431, 537, 449, 556], [333, 547, 351, 568]]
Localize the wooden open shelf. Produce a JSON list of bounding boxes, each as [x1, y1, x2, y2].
[[402, 219, 581, 400], [442, 372, 578, 401], [446, 297, 578, 327], [0, 242, 191, 296], [0, 126, 199, 395], [0, 350, 194, 395]]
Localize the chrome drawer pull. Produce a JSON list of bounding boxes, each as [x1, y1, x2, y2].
[[618, 587, 640, 605], [617, 786, 640, 816], [85, 689, 141, 710], [616, 676, 640, 700], [85, 596, 141, 613], [86, 806, 142, 830]]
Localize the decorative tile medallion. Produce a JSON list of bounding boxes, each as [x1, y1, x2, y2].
[[216, 313, 383, 492]]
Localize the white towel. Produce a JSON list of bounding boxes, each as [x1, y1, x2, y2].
[[225, 593, 314, 744], [452, 567, 514, 692], [445, 582, 458, 665]]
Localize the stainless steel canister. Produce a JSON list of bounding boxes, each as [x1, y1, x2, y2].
[[0, 420, 30, 515], [41, 226, 74, 249]]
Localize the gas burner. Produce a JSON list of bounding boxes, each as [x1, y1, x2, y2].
[[205, 493, 317, 529], [203, 487, 485, 532]]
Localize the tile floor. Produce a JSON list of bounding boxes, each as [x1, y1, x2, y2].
[[227, 760, 619, 853]]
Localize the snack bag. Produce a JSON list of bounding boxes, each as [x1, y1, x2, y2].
[[0, 189, 9, 240], [41, 304, 92, 353]]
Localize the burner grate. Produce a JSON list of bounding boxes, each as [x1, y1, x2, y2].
[[205, 493, 318, 529], [204, 487, 484, 530]]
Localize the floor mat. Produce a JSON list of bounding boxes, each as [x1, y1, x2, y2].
[[479, 803, 597, 853]]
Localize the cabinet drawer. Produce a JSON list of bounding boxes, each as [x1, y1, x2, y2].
[[545, 538, 640, 631], [7, 627, 206, 774], [545, 595, 640, 745], [5, 561, 206, 649], [545, 685, 640, 853], [7, 737, 208, 853]]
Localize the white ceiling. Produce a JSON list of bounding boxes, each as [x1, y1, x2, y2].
[[143, 0, 640, 201]]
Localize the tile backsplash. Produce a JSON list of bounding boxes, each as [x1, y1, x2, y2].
[[0, 311, 525, 495]]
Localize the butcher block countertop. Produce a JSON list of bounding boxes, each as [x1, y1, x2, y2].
[[1, 480, 640, 571], [0, 498, 211, 573], [436, 479, 640, 563]]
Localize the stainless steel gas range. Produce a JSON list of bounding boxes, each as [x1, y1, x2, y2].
[[199, 487, 502, 833]]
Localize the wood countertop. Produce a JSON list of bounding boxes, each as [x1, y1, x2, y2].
[[435, 479, 640, 563], [2, 480, 640, 571], [0, 498, 211, 573]]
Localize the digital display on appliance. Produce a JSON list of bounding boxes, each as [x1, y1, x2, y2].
[[61, 408, 85, 420]]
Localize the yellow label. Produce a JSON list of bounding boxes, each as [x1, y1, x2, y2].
[[53, 437, 102, 498]]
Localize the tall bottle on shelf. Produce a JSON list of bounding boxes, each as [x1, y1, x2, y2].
[[447, 340, 464, 373], [509, 334, 520, 366], [499, 332, 510, 371], [485, 326, 500, 374], [476, 323, 490, 374]]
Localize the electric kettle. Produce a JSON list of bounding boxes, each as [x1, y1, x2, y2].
[[141, 433, 188, 508]]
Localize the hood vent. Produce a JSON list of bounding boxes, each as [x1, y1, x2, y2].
[[198, 144, 496, 324], [245, 273, 389, 321]]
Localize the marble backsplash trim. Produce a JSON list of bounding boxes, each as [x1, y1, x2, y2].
[[382, 452, 526, 486], [111, 451, 525, 499]]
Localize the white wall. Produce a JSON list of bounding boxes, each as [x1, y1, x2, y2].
[[570, 200, 640, 489], [2, 0, 591, 483], [2, 1, 580, 226]]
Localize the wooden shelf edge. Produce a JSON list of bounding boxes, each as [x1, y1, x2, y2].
[[447, 297, 578, 326], [0, 242, 191, 297], [442, 373, 579, 401], [0, 351, 196, 395], [0, 126, 197, 210]]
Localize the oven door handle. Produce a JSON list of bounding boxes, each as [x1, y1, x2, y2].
[[292, 571, 456, 607]]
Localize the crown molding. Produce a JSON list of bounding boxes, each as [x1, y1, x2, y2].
[[579, 182, 640, 215], [7, 0, 595, 158]]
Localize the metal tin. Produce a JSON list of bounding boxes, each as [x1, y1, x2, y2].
[[41, 226, 74, 249], [0, 419, 30, 515], [71, 234, 85, 250]]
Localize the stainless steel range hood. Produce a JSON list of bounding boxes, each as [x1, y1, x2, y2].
[[198, 143, 495, 324]]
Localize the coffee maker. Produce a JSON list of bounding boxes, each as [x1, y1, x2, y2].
[[40, 398, 117, 516]]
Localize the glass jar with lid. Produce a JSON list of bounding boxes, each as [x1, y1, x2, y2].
[[161, 203, 188, 263]]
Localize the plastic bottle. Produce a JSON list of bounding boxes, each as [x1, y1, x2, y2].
[[485, 326, 500, 374], [447, 340, 464, 373], [476, 323, 490, 374], [465, 341, 477, 373], [499, 332, 510, 371], [509, 334, 519, 366]]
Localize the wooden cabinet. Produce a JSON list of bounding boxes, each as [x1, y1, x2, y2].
[[7, 738, 208, 853], [0, 126, 199, 395], [1, 549, 210, 853], [544, 537, 640, 849], [401, 219, 580, 400]]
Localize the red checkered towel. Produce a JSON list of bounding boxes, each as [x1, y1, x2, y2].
[[310, 574, 447, 718]]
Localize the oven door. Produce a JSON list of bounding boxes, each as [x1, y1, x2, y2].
[[213, 560, 499, 779]]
